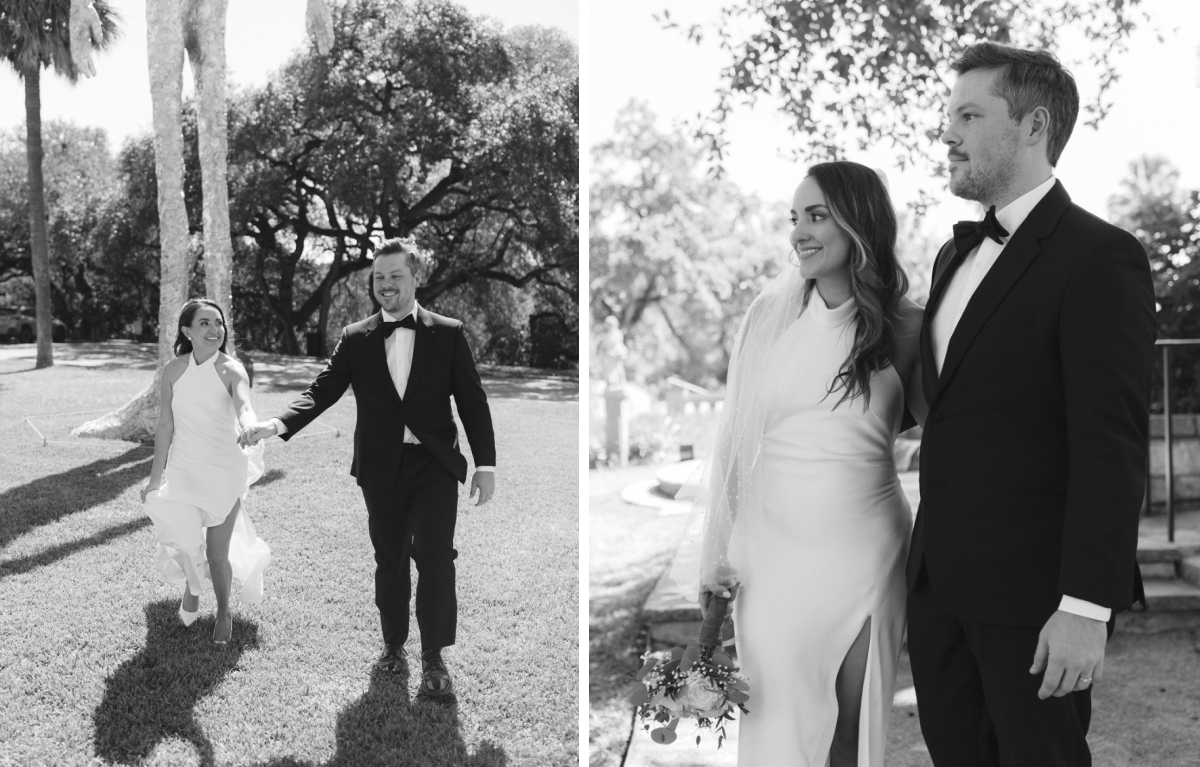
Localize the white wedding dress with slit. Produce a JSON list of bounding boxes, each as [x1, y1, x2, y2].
[[731, 294, 911, 766], [143, 352, 271, 602]]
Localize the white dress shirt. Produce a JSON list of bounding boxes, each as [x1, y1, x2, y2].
[[272, 303, 493, 473], [931, 176, 1109, 623]]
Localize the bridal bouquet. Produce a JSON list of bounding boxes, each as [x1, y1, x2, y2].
[[628, 592, 750, 747]]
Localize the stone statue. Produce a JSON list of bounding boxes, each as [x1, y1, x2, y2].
[[595, 315, 628, 386]]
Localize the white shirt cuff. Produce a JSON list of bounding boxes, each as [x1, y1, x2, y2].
[[475, 466, 495, 473], [271, 417, 287, 436], [1058, 595, 1111, 622]]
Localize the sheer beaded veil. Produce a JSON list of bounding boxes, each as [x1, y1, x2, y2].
[[668, 266, 809, 598]]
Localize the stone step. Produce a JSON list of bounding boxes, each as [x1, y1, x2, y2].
[[1140, 578, 1200, 611], [1136, 530, 1200, 564], [1180, 555, 1200, 588]]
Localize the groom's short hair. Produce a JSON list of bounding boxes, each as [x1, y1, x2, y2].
[[373, 238, 435, 284], [951, 42, 1079, 167]]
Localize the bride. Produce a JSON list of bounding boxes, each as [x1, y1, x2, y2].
[[141, 299, 270, 643], [692, 161, 926, 765]]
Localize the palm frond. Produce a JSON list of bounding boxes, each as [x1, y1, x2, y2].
[[0, 0, 121, 81]]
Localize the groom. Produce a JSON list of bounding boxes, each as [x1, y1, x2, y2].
[[246, 237, 496, 699], [907, 42, 1155, 764]]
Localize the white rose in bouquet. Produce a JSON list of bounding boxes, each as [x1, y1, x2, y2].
[[677, 677, 727, 717]]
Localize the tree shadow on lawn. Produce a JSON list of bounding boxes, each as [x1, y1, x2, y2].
[[0, 517, 150, 578], [92, 600, 261, 766], [0, 447, 151, 575], [255, 668, 507, 767], [481, 375, 577, 403]]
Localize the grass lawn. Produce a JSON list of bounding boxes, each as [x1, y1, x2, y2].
[[0, 343, 578, 767], [589, 465, 1200, 767]]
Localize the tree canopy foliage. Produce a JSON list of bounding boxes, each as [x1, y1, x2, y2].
[[227, 0, 577, 359], [591, 102, 787, 387], [1108, 155, 1200, 411], [0, 0, 578, 369], [666, 0, 1145, 209]]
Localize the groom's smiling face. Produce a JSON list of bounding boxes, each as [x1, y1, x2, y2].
[[372, 252, 417, 316], [942, 67, 1022, 205]]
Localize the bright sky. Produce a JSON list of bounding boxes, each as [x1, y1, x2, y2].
[[589, 0, 1200, 237], [0, 0, 578, 151]]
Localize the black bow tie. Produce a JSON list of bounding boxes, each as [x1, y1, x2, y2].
[[380, 315, 418, 337], [953, 205, 1009, 258]]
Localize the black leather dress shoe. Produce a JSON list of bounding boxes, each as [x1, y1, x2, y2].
[[419, 648, 453, 699], [375, 644, 407, 673]]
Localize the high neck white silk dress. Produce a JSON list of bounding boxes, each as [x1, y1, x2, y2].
[[731, 293, 911, 766], [143, 352, 271, 603]]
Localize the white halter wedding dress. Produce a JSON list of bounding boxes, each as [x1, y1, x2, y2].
[[731, 292, 911, 766], [143, 351, 271, 603]]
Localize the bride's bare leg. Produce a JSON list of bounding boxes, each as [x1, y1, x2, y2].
[[206, 498, 241, 641], [830, 616, 872, 767]]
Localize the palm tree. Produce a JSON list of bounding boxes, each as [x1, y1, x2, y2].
[[0, 0, 119, 368]]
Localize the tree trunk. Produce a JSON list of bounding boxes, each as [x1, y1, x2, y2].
[[23, 67, 54, 369], [187, 0, 235, 342], [74, 0, 192, 440], [316, 241, 345, 357]]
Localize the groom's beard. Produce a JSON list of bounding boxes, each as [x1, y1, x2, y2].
[[949, 144, 1019, 204]]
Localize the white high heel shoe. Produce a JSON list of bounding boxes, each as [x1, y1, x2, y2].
[[179, 601, 200, 626]]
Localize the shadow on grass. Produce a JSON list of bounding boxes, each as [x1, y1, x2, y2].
[[0, 343, 157, 372], [255, 668, 507, 767], [255, 468, 287, 488], [0, 445, 150, 550], [481, 376, 578, 403], [92, 600, 261, 766], [588, 564, 665, 767], [0, 517, 150, 578]]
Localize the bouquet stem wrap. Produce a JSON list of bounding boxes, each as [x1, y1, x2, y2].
[[699, 595, 730, 650]]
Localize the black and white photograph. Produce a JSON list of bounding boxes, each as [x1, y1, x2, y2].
[[0, 0, 578, 764], [588, 1, 1200, 765]]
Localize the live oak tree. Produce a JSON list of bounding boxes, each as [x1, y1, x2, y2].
[[0, 0, 118, 367], [227, 0, 578, 357]]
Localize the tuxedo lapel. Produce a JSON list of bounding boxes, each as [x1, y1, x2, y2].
[[933, 181, 1071, 403], [921, 240, 958, 405], [406, 307, 435, 397], [366, 311, 404, 408]]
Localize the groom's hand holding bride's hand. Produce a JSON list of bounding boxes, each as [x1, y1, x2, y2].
[[1029, 610, 1107, 699], [238, 420, 279, 446]]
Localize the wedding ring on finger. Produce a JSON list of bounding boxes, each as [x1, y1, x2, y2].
[[1077, 676, 1093, 688]]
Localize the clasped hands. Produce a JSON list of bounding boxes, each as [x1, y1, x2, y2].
[[1029, 609, 1108, 699], [238, 421, 279, 447]]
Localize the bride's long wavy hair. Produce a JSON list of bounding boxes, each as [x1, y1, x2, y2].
[[801, 161, 908, 408]]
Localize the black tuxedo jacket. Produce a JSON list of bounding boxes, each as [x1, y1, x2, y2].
[[907, 180, 1156, 627], [276, 307, 496, 490]]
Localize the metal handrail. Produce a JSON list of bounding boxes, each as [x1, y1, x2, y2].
[[1156, 338, 1200, 542]]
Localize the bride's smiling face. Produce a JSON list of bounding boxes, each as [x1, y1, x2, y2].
[[789, 176, 851, 281], [184, 306, 225, 354]]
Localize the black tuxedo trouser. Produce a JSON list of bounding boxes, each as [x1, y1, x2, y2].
[[907, 565, 1094, 767], [361, 444, 459, 651]]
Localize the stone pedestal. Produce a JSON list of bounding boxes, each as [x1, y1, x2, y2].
[[605, 384, 629, 467]]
